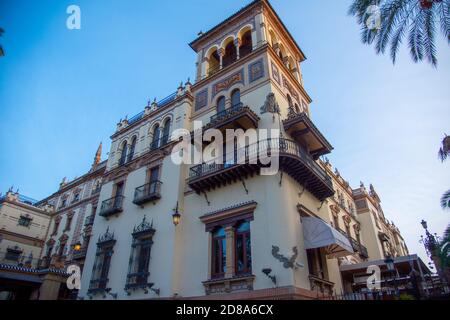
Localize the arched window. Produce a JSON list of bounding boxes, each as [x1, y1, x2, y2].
[[235, 221, 252, 275], [269, 30, 278, 48], [240, 30, 252, 58], [287, 94, 293, 108], [231, 89, 241, 108], [294, 103, 300, 113], [208, 49, 220, 76], [223, 40, 237, 68], [162, 118, 171, 146], [151, 124, 160, 150], [128, 137, 137, 162], [211, 227, 226, 278], [217, 96, 226, 114], [119, 141, 128, 166]]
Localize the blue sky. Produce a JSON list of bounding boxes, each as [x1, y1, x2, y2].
[[1, 0, 449, 265]]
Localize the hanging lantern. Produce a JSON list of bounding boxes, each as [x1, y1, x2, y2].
[[172, 202, 181, 226]]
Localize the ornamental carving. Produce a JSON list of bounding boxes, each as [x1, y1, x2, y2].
[[260, 93, 280, 115], [132, 215, 155, 237], [343, 215, 351, 225], [98, 227, 115, 245], [272, 246, 298, 269], [282, 75, 299, 102]]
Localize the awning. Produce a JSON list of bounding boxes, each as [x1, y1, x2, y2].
[[302, 216, 354, 258]]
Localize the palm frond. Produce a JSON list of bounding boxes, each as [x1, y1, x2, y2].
[[441, 189, 450, 210], [408, 8, 425, 63], [349, 0, 450, 66], [376, 0, 409, 54], [423, 6, 438, 66]]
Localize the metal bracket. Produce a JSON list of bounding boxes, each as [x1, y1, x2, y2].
[[298, 185, 306, 198], [151, 288, 160, 296], [317, 199, 327, 211], [203, 191, 211, 206], [241, 179, 249, 194]]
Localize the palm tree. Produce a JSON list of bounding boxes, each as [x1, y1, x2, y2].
[[439, 134, 450, 162], [0, 27, 4, 57], [442, 190, 450, 209], [438, 135, 449, 209], [349, 0, 450, 66]]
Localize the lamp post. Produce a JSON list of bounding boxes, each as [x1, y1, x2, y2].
[[419, 220, 448, 293], [384, 256, 398, 297]]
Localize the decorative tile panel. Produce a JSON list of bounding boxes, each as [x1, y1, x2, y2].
[[248, 59, 264, 83], [195, 88, 208, 111]]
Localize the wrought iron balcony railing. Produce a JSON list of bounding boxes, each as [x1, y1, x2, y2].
[[0, 251, 41, 269], [133, 181, 162, 206], [210, 103, 244, 124], [88, 278, 109, 294], [99, 195, 124, 218], [150, 134, 171, 151], [189, 138, 334, 200], [72, 248, 87, 260], [125, 272, 153, 292]]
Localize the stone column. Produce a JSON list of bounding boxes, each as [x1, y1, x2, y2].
[[225, 226, 235, 278], [39, 273, 65, 300], [234, 38, 241, 60], [201, 56, 209, 79], [219, 48, 225, 70]]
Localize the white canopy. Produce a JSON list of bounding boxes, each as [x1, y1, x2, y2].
[[302, 216, 354, 258]]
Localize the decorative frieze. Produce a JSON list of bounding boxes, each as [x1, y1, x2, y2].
[[212, 69, 244, 98]]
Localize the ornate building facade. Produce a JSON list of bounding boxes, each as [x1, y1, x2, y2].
[[72, 0, 412, 300], [1, 0, 419, 300]]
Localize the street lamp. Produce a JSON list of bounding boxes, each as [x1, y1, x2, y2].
[[172, 202, 181, 226], [73, 242, 82, 252]]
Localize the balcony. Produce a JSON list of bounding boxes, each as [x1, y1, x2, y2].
[[84, 215, 95, 226], [188, 138, 334, 201], [349, 237, 369, 259], [193, 103, 260, 141], [133, 181, 162, 206], [88, 278, 109, 296], [283, 112, 333, 159], [99, 196, 124, 218]]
